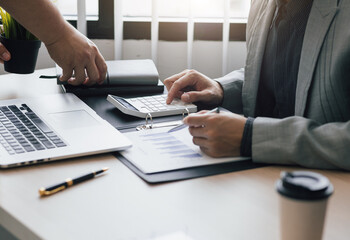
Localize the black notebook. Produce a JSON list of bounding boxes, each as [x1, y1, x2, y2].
[[57, 59, 164, 97], [60, 80, 164, 97]]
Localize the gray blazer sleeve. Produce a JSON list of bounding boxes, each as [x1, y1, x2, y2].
[[215, 68, 245, 114], [252, 117, 350, 170]]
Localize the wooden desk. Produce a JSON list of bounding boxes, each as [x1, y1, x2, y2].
[[0, 69, 349, 240]]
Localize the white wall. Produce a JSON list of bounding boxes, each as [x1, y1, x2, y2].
[[0, 39, 247, 80]]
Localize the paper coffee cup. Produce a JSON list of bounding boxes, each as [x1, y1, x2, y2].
[[276, 171, 333, 240]]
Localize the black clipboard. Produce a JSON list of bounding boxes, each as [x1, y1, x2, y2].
[[114, 152, 266, 183], [81, 95, 267, 183]]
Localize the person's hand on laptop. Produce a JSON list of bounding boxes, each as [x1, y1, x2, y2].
[[164, 69, 224, 105], [0, 42, 11, 64]]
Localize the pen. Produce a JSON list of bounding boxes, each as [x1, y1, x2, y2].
[[39, 167, 109, 197], [168, 107, 220, 133]]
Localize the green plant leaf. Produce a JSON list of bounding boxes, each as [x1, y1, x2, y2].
[[0, 7, 38, 40]]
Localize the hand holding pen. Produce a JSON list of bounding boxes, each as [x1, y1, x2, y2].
[[168, 107, 220, 133]]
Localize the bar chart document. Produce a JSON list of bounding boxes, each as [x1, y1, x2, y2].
[[121, 126, 249, 174]]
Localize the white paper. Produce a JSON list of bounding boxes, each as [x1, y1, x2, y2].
[[121, 126, 249, 174]]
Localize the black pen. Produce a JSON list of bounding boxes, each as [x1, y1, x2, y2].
[[168, 107, 220, 133], [39, 167, 109, 197]]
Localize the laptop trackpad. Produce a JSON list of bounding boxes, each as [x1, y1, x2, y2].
[[49, 110, 100, 130]]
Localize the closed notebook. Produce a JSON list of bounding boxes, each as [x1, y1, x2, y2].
[[56, 59, 159, 86], [104, 59, 159, 86], [56, 59, 163, 96]]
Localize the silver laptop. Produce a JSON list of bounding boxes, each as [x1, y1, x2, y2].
[[0, 93, 132, 168]]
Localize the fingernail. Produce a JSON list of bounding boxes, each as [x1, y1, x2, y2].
[[2, 52, 10, 61]]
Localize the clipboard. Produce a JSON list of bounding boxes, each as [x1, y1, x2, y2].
[[114, 152, 266, 183], [81, 95, 267, 183]]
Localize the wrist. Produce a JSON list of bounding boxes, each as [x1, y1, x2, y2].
[[214, 81, 224, 105], [240, 117, 255, 157], [44, 22, 76, 47]]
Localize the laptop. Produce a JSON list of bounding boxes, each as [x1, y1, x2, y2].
[[0, 93, 132, 168]]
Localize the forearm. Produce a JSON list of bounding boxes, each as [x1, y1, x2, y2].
[[0, 0, 72, 45], [252, 116, 350, 170]]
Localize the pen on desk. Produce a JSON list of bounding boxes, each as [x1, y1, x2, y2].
[[39, 167, 109, 197], [168, 107, 220, 133]]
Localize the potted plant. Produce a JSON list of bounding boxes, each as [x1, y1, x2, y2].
[[0, 8, 41, 74]]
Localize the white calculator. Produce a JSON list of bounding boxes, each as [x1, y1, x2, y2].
[[107, 94, 197, 118]]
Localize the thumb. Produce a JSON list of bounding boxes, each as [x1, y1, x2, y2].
[[181, 91, 210, 103]]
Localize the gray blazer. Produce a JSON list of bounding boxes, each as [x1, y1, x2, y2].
[[216, 0, 350, 170]]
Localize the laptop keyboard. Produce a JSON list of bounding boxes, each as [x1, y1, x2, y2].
[[0, 104, 66, 155]]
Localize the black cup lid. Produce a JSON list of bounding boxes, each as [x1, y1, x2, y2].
[[276, 171, 334, 200]]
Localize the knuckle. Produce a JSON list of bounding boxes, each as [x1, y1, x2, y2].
[[91, 44, 98, 52], [85, 51, 94, 60], [78, 50, 93, 62], [163, 78, 170, 85], [187, 70, 198, 78], [172, 80, 181, 88]]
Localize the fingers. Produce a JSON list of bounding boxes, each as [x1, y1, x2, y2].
[[181, 90, 211, 103], [68, 67, 87, 86], [189, 126, 207, 138], [165, 71, 190, 104], [46, 29, 107, 86], [60, 67, 74, 83], [163, 70, 188, 90], [84, 62, 100, 86], [193, 137, 209, 148], [95, 54, 107, 84], [0, 43, 11, 64], [58, 56, 106, 86], [183, 111, 212, 127], [165, 69, 222, 105], [166, 71, 198, 104]]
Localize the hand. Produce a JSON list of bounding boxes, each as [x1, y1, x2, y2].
[[164, 69, 224, 105], [183, 111, 247, 157], [0, 43, 10, 64], [45, 26, 107, 86]]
